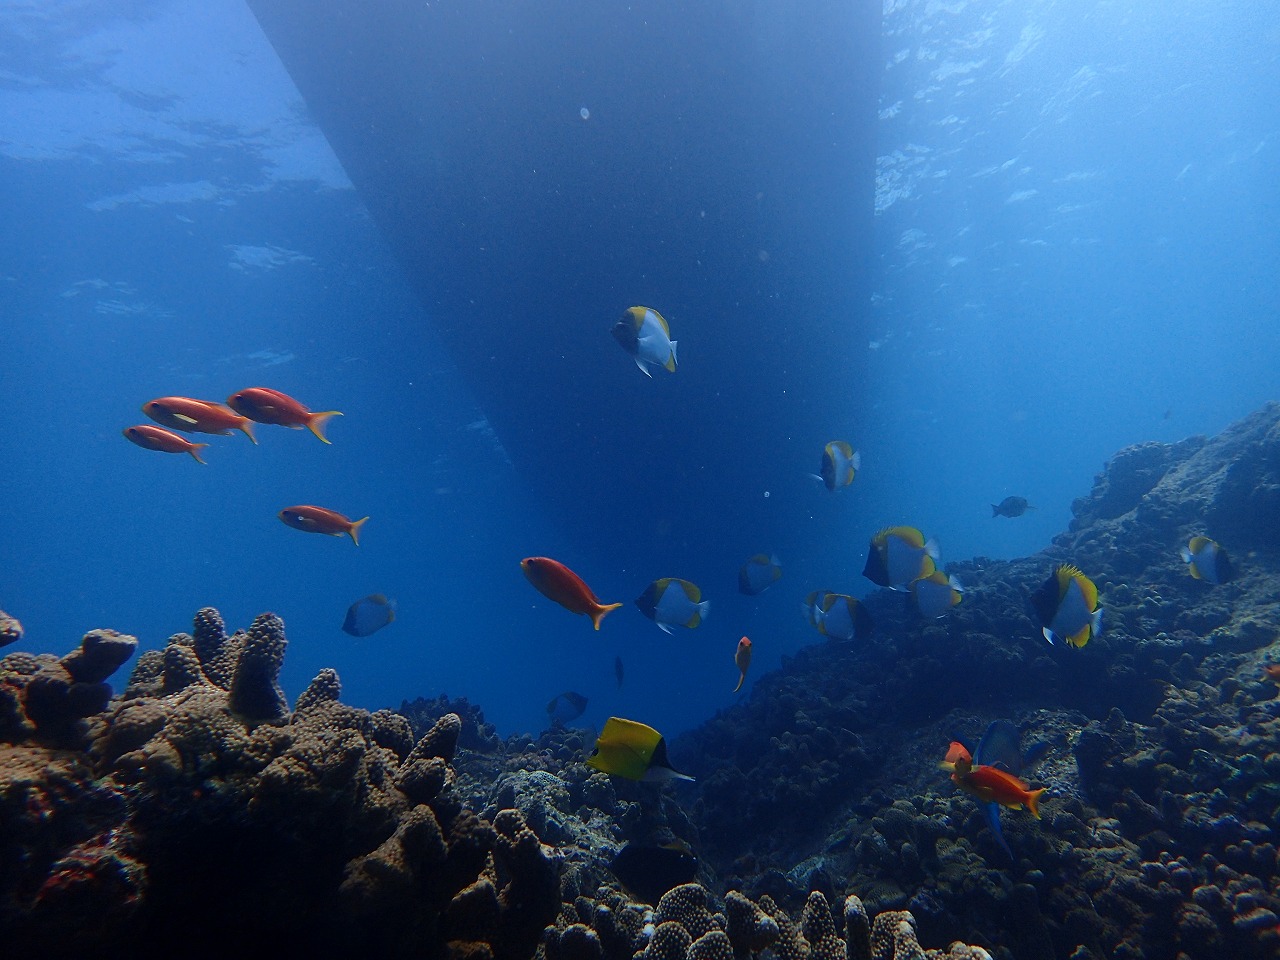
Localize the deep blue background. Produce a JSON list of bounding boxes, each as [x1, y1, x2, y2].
[[1, 0, 1276, 738]]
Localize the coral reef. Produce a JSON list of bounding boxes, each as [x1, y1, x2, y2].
[[6, 403, 1280, 958], [673, 402, 1280, 959]]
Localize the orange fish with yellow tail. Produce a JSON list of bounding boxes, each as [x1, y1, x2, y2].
[[123, 424, 209, 463], [940, 741, 1047, 819], [279, 505, 368, 545], [520, 557, 622, 630], [143, 396, 256, 443], [227, 387, 341, 443], [733, 636, 752, 692]]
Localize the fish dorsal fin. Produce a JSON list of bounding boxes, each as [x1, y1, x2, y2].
[[1188, 535, 1211, 554], [648, 307, 671, 338], [1057, 564, 1084, 600], [679, 580, 701, 603], [878, 525, 924, 547]]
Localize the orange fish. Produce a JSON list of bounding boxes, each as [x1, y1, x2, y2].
[[226, 387, 341, 443], [520, 557, 622, 630], [123, 424, 209, 463], [1263, 664, 1280, 686], [940, 740, 1046, 818], [279, 505, 368, 545], [733, 636, 753, 693], [143, 396, 257, 443]]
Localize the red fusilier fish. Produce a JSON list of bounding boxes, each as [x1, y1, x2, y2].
[[940, 741, 1047, 819], [520, 557, 622, 630], [142, 396, 257, 443], [226, 387, 342, 443], [733, 636, 753, 692], [123, 424, 209, 463], [279, 505, 368, 545]]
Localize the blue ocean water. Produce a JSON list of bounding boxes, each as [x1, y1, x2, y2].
[[1, 0, 1276, 739]]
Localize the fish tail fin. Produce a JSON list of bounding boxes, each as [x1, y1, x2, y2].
[[348, 516, 369, 546], [734, 672, 745, 693], [1026, 787, 1047, 819], [1092, 606, 1105, 638], [992, 504, 1000, 517], [666, 340, 678, 371], [591, 601, 624, 630], [308, 410, 343, 443], [189, 443, 210, 464], [925, 537, 940, 560], [239, 419, 258, 444]]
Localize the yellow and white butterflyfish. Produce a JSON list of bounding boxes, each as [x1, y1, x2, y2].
[[634, 577, 708, 634], [611, 305, 677, 376]]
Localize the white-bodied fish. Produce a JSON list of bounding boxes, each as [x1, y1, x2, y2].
[[1031, 564, 1103, 648], [817, 441, 860, 491], [611, 306, 678, 376], [800, 590, 831, 628], [910, 571, 963, 619], [738, 553, 782, 596], [1180, 536, 1235, 584], [862, 526, 939, 591], [634, 578, 708, 634], [342, 594, 397, 637], [813, 593, 874, 641]]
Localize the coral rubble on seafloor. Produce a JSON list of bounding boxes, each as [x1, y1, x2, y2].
[[5, 402, 1280, 959]]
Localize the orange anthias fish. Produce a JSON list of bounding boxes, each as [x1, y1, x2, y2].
[[123, 424, 209, 463], [226, 387, 342, 443], [520, 557, 622, 630], [940, 740, 1047, 819], [1263, 664, 1280, 686], [733, 636, 753, 693], [279, 505, 368, 545], [143, 396, 257, 443]]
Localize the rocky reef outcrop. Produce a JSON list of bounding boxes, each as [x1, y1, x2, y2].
[[674, 402, 1280, 959]]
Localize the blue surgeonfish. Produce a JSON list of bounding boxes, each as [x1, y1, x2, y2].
[[587, 717, 694, 782], [546, 691, 588, 726], [341, 594, 397, 637], [862, 526, 939, 591], [635, 578, 709, 634], [911, 571, 964, 618], [963, 720, 1049, 861], [816, 441, 860, 491], [1181, 536, 1234, 584], [1031, 564, 1103, 648], [800, 590, 831, 628], [738, 553, 782, 596], [611, 306, 678, 376], [992, 496, 1033, 518], [610, 843, 698, 906], [812, 593, 874, 641]]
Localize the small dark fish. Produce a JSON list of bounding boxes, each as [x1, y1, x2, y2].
[[614, 656, 624, 688], [609, 843, 698, 905], [991, 496, 1033, 518], [342, 594, 397, 637], [546, 691, 588, 726]]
